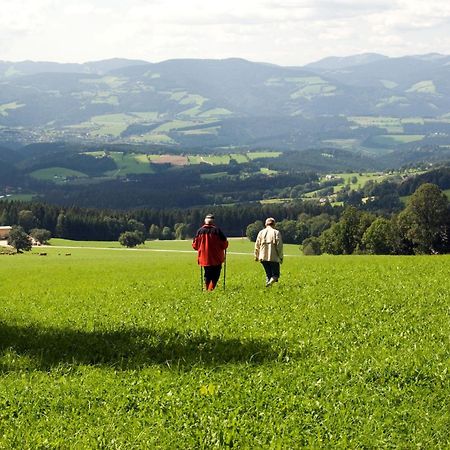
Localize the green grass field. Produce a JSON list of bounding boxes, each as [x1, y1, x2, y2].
[[87, 114, 136, 137], [31, 150, 283, 187], [104, 152, 155, 176], [0, 101, 24, 116], [349, 116, 404, 133], [247, 151, 281, 160], [1, 242, 449, 447], [371, 134, 425, 147], [0, 194, 36, 202], [305, 172, 392, 197], [30, 167, 88, 182]]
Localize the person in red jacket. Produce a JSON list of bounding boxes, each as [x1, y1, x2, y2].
[[192, 214, 228, 291]]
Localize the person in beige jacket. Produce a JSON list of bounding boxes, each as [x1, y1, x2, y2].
[[254, 217, 283, 287]]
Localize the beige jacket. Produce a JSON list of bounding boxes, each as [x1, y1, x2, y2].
[[254, 226, 283, 263]]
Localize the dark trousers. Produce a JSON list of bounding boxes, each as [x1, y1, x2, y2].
[[204, 265, 222, 288], [261, 261, 280, 282]]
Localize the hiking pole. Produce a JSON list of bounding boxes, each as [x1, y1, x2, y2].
[[223, 249, 227, 291]]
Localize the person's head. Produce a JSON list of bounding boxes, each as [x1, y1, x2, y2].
[[204, 213, 215, 225], [265, 217, 276, 227]]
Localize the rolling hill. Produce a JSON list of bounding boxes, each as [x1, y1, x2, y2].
[[1, 54, 450, 150]]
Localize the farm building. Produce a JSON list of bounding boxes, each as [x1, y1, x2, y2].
[[0, 226, 12, 239]]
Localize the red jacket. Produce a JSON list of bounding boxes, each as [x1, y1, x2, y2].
[[192, 224, 228, 266]]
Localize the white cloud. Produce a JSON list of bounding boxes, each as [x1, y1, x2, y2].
[[0, 0, 449, 65]]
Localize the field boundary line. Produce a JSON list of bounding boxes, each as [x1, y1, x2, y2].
[[44, 245, 301, 257]]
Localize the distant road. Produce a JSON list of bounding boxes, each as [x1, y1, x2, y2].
[[46, 245, 250, 255], [44, 245, 301, 257]]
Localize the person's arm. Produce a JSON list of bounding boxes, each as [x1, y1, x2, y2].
[[192, 230, 200, 250], [254, 232, 261, 260], [276, 231, 284, 263]]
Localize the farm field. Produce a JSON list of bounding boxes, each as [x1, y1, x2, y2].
[[30, 167, 88, 183], [371, 134, 425, 147], [47, 238, 299, 255], [301, 172, 395, 200], [327, 172, 390, 191], [28, 150, 284, 187], [1, 246, 449, 447]]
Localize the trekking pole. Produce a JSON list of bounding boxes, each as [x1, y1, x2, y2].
[[200, 266, 204, 291], [223, 249, 227, 291]]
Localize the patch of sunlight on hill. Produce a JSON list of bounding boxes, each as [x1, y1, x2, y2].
[[376, 96, 409, 108], [0, 102, 25, 116], [30, 167, 88, 182], [406, 80, 437, 94], [349, 116, 404, 133], [80, 76, 127, 88], [380, 79, 398, 89], [152, 120, 197, 133]]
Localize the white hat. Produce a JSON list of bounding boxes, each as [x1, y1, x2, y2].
[[265, 217, 275, 226]]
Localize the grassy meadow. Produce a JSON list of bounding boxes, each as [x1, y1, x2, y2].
[[0, 241, 449, 448]]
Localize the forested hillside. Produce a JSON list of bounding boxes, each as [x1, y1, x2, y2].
[[1, 55, 450, 151]]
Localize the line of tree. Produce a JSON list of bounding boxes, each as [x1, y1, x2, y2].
[[246, 183, 450, 255], [315, 184, 449, 255], [0, 199, 340, 242]]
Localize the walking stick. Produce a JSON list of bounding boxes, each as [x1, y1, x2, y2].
[[223, 249, 227, 291]]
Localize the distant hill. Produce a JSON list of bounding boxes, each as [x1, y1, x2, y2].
[[0, 58, 149, 78], [0, 146, 21, 185], [0, 145, 19, 164], [305, 53, 388, 70], [1, 54, 450, 152]]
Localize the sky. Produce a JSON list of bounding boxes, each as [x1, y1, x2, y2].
[[1, 0, 450, 66]]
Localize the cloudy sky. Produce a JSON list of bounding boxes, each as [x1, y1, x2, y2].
[[1, 0, 450, 66]]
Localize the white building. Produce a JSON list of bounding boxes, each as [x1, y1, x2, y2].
[[0, 226, 12, 239]]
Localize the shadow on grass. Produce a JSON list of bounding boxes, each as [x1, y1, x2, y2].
[[0, 322, 292, 371]]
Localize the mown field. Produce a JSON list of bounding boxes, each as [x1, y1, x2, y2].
[[0, 241, 449, 448]]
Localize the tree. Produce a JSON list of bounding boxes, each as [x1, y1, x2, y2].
[[320, 222, 344, 254], [103, 216, 126, 240], [339, 207, 366, 254], [174, 223, 191, 240], [18, 210, 37, 232], [397, 183, 450, 254], [318, 208, 375, 254], [308, 213, 334, 237], [361, 217, 399, 254], [119, 231, 145, 248], [29, 228, 52, 245], [148, 224, 161, 240], [245, 220, 263, 242], [346, 190, 363, 206], [302, 237, 322, 255], [277, 220, 299, 244], [295, 221, 310, 243], [7, 226, 32, 253], [160, 226, 174, 240], [55, 212, 68, 238], [127, 219, 146, 236], [0, 210, 8, 225]]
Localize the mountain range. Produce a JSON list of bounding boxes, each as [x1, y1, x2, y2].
[[1, 53, 450, 149]]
